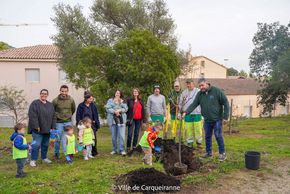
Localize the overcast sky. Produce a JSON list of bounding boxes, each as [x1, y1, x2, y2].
[[1, 0, 290, 71]]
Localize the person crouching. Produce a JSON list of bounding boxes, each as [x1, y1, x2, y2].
[[10, 123, 31, 178], [78, 117, 95, 160], [62, 126, 76, 164], [139, 122, 162, 165]]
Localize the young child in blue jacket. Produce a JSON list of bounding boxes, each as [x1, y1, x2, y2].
[[10, 123, 31, 178]]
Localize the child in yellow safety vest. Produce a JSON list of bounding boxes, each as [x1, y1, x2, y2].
[[78, 117, 95, 160], [62, 126, 76, 164], [10, 123, 31, 178], [139, 122, 162, 165]]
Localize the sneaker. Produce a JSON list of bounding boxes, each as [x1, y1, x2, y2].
[[202, 153, 212, 158], [218, 153, 227, 162], [84, 156, 89, 160], [42, 158, 52, 164], [30, 160, 37, 167], [88, 155, 95, 158], [67, 160, 73, 165], [110, 151, 117, 155], [121, 151, 126, 156], [16, 173, 27, 178]]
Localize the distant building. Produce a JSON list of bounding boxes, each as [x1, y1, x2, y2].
[[179, 77, 289, 118], [0, 45, 84, 127], [180, 55, 227, 79]]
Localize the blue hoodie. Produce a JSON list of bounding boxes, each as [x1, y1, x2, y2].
[[10, 132, 29, 150]]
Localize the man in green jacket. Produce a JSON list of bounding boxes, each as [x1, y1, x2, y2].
[[52, 85, 76, 159], [182, 78, 229, 161]]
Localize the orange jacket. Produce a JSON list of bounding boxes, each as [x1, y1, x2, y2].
[[146, 127, 158, 148]]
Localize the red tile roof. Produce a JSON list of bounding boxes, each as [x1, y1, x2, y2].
[[180, 78, 263, 95], [0, 45, 59, 60]]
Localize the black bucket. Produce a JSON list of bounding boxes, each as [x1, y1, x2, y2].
[[245, 151, 261, 170]]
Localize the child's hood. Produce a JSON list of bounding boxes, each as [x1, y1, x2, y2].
[[10, 132, 23, 141]]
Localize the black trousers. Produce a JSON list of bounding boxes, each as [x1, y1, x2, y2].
[[92, 129, 98, 156], [16, 158, 26, 175]]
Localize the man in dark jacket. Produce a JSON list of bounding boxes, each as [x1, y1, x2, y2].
[[182, 78, 229, 161], [76, 91, 100, 156], [52, 85, 76, 159], [28, 89, 56, 167]]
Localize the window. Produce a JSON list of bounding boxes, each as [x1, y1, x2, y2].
[[25, 68, 40, 82], [59, 70, 68, 82], [201, 60, 205, 68], [243, 106, 252, 118]]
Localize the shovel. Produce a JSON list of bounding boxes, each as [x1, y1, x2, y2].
[[173, 110, 188, 175]]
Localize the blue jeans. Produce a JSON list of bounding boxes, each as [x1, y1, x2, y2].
[[127, 119, 142, 149], [204, 120, 225, 154], [31, 132, 50, 160], [54, 121, 73, 155], [110, 124, 125, 152]]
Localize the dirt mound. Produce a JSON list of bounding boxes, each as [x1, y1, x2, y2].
[[115, 168, 180, 193], [127, 145, 143, 156], [163, 143, 202, 176]]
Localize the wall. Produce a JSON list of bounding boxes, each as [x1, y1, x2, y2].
[[0, 60, 85, 126], [227, 94, 289, 118], [182, 56, 227, 79]]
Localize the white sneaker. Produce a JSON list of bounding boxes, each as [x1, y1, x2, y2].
[[84, 156, 89, 160], [121, 151, 126, 156], [110, 151, 116, 155], [88, 155, 95, 158], [42, 158, 52, 164], [30, 160, 36, 167]]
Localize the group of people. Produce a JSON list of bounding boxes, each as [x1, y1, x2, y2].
[[10, 78, 229, 178]]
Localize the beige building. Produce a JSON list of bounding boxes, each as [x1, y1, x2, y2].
[[179, 78, 289, 118], [0, 45, 84, 127], [180, 55, 227, 79]]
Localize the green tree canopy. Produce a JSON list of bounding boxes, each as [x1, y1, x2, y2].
[[227, 67, 239, 76], [60, 30, 180, 116], [250, 22, 290, 114], [0, 41, 12, 51], [250, 22, 290, 78], [52, 0, 182, 116]]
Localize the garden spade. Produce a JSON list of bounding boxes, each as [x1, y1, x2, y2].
[[173, 101, 187, 175]]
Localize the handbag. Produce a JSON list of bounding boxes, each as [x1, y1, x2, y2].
[[127, 100, 137, 126]]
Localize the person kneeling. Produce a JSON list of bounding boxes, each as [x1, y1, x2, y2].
[[139, 122, 162, 165], [62, 126, 76, 164]]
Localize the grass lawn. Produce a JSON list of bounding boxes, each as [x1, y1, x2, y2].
[[1, 116, 290, 193]]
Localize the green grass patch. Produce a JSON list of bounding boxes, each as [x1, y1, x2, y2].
[[1, 116, 290, 193]]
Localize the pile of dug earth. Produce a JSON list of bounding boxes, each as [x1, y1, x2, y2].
[[127, 138, 202, 176], [115, 168, 181, 193], [155, 138, 202, 176]]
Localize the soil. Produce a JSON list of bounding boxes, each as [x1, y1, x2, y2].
[[127, 138, 202, 176], [115, 168, 181, 193], [161, 139, 202, 176], [179, 159, 290, 194], [127, 145, 143, 156]]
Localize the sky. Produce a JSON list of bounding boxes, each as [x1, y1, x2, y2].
[[0, 0, 290, 72]]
